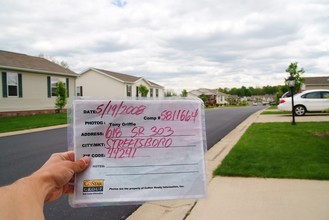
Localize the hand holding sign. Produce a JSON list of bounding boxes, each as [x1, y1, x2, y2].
[[69, 99, 207, 207]]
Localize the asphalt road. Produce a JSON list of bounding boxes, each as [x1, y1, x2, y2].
[[0, 105, 264, 220], [205, 106, 265, 148]]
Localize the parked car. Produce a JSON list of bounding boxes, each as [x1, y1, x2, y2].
[[281, 91, 292, 98], [262, 101, 269, 106], [278, 89, 329, 116]]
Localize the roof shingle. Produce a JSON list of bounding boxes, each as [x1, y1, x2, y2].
[[94, 68, 141, 83], [0, 50, 77, 75]]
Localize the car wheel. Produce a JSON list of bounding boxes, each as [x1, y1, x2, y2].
[[294, 105, 306, 116]]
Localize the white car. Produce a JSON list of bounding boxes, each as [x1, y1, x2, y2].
[[278, 89, 329, 116]]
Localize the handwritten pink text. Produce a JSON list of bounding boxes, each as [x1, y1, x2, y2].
[[97, 101, 146, 118]]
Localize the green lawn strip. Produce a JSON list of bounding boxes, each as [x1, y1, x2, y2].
[[261, 111, 290, 115], [214, 122, 329, 180], [0, 113, 67, 133], [262, 105, 291, 115], [266, 106, 278, 110]]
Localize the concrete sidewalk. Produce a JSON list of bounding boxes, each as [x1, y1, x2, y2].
[[254, 112, 329, 123], [186, 177, 329, 220], [127, 112, 329, 220]]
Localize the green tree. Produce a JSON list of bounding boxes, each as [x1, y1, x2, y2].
[[248, 86, 255, 96], [164, 90, 177, 97], [285, 62, 305, 92], [226, 96, 238, 105], [199, 94, 208, 103], [219, 85, 291, 97], [55, 81, 67, 112], [253, 87, 262, 96], [181, 89, 188, 97], [230, 87, 239, 95], [138, 85, 149, 97], [39, 54, 70, 69], [218, 87, 230, 94], [60, 60, 69, 69], [240, 86, 250, 96]]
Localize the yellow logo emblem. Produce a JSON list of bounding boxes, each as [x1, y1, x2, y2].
[[83, 179, 104, 193]]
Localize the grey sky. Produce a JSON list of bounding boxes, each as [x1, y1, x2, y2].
[[1, 0, 328, 92]]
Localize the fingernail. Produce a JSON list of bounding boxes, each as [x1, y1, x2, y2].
[[81, 156, 91, 166]]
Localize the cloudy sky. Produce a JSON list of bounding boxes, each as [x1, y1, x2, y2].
[[1, 0, 329, 93]]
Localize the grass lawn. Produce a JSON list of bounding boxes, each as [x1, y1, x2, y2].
[[214, 122, 329, 180], [0, 113, 67, 133], [261, 106, 291, 115], [261, 110, 290, 115], [266, 105, 278, 110]]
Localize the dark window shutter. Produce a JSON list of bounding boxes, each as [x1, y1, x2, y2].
[[66, 78, 69, 97], [2, 72, 7, 98], [47, 76, 51, 98], [18, 73, 23, 97]]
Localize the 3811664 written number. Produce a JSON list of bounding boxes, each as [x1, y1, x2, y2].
[[160, 109, 199, 123]]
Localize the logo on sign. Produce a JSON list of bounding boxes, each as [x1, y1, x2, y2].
[[83, 179, 104, 193]]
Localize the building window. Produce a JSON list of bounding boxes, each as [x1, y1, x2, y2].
[[126, 85, 132, 97], [51, 77, 65, 96], [7, 73, 18, 96], [2, 72, 23, 97], [2, 72, 23, 98], [150, 88, 153, 97], [136, 86, 139, 97], [48, 77, 66, 97], [156, 89, 159, 97], [77, 86, 83, 96]]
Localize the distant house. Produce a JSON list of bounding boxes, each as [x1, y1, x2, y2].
[[76, 68, 164, 99], [302, 76, 329, 90], [188, 88, 228, 105], [0, 50, 78, 116], [212, 90, 229, 105]]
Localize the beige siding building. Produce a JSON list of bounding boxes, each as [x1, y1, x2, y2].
[[77, 68, 164, 99], [302, 76, 329, 90], [0, 50, 78, 116], [188, 88, 228, 105]]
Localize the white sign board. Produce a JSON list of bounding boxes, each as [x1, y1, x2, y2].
[[69, 99, 207, 207]]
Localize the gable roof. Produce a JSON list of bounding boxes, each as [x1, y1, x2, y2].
[[0, 50, 77, 76], [209, 89, 229, 96], [189, 88, 228, 96], [93, 68, 141, 83], [148, 80, 164, 88], [304, 76, 329, 85], [189, 88, 214, 96], [82, 68, 164, 88]]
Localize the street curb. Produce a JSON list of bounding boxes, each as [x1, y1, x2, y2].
[[126, 109, 265, 220], [0, 124, 68, 137]]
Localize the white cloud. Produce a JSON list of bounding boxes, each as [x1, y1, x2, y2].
[[1, 0, 329, 92]]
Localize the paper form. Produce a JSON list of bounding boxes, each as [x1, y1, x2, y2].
[[69, 99, 207, 207]]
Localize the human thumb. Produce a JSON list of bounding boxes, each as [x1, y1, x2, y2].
[[76, 156, 91, 172]]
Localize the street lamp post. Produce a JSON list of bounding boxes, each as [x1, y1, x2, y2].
[[287, 76, 296, 125]]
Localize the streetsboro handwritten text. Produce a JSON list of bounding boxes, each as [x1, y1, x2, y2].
[[96, 101, 146, 118], [104, 126, 175, 158], [106, 137, 172, 149]]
